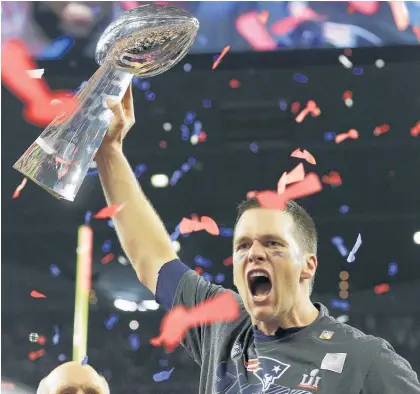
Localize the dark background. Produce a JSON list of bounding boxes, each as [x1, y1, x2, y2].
[[2, 2, 420, 394]]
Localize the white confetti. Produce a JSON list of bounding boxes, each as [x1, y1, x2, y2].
[[347, 233, 362, 263], [27, 69, 44, 79]]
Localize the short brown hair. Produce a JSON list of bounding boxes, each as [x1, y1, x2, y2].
[[235, 198, 317, 293]]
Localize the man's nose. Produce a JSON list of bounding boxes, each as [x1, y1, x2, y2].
[[248, 241, 266, 263]]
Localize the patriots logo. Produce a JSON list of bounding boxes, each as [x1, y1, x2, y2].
[[215, 356, 313, 394]]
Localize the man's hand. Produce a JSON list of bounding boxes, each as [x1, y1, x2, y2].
[[98, 83, 135, 155]]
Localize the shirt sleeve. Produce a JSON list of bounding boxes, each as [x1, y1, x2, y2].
[[154, 259, 240, 366], [361, 339, 420, 394]]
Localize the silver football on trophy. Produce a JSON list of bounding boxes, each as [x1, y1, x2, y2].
[[13, 4, 199, 201]]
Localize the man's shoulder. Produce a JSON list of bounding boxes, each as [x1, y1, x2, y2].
[[320, 314, 387, 354]]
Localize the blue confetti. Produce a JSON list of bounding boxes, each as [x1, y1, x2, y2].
[[84, 211, 92, 225], [250, 143, 259, 153], [203, 99, 212, 108], [324, 132, 336, 141], [278, 100, 288, 110], [102, 240, 112, 253], [153, 367, 175, 383], [107, 219, 115, 228], [105, 314, 119, 330], [188, 157, 196, 166], [40, 36, 73, 60], [183, 63, 192, 72], [330, 299, 350, 311], [58, 353, 67, 362], [184, 112, 196, 124], [195, 255, 212, 267], [293, 73, 308, 83], [169, 170, 183, 186], [50, 264, 61, 277], [331, 236, 348, 257], [193, 121, 203, 133], [388, 262, 398, 276], [339, 205, 350, 214], [146, 91, 156, 100], [52, 326, 60, 345], [215, 273, 225, 284], [81, 355, 88, 366], [159, 359, 169, 367], [353, 67, 364, 76], [87, 169, 99, 177], [181, 163, 191, 172], [220, 227, 233, 237], [202, 272, 214, 282], [180, 124, 190, 141], [136, 80, 150, 90], [74, 80, 88, 94], [135, 163, 147, 178], [129, 334, 140, 350]]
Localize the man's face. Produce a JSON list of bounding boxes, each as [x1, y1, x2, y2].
[[39, 362, 108, 394], [233, 208, 315, 326]]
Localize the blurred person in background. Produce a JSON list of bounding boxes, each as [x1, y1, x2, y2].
[[95, 85, 420, 393], [37, 361, 109, 394]]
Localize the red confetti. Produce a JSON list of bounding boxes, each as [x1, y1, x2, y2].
[[159, 140, 168, 149], [150, 291, 240, 352], [290, 148, 316, 165], [223, 256, 233, 266], [277, 163, 305, 194], [194, 267, 203, 275], [179, 216, 219, 236], [296, 100, 321, 123], [30, 290, 47, 298], [94, 204, 123, 219], [12, 177, 27, 199], [373, 124, 390, 136], [101, 253, 114, 264], [37, 335, 46, 345], [229, 79, 241, 88], [335, 129, 359, 144], [343, 90, 353, 100], [374, 283, 390, 295], [321, 171, 342, 186], [212, 45, 231, 70], [28, 349, 46, 361], [347, 1, 379, 15], [291, 102, 301, 114], [198, 131, 207, 143], [1, 39, 78, 127], [410, 121, 420, 137], [256, 173, 323, 210]]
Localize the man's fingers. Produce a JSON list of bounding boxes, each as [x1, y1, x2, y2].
[[106, 99, 127, 129], [122, 83, 135, 125]]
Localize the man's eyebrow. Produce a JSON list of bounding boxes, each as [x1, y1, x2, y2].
[[234, 234, 289, 246]]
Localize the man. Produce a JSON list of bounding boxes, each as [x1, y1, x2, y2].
[[96, 85, 420, 393], [37, 361, 109, 394]]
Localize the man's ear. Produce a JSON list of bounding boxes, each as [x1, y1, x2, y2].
[[301, 254, 317, 280]]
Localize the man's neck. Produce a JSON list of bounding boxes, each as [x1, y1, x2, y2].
[[255, 301, 319, 336]]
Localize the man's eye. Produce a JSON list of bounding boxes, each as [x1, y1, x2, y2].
[[237, 244, 248, 250], [265, 241, 281, 247]]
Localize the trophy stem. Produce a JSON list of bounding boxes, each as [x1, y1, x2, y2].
[[13, 62, 133, 201]]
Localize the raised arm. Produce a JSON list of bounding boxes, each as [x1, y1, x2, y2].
[[95, 84, 177, 294]]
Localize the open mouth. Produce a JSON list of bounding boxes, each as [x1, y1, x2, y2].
[[248, 270, 272, 301]]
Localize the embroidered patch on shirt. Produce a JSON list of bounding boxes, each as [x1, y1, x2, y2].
[[321, 353, 347, 374], [319, 330, 334, 340]]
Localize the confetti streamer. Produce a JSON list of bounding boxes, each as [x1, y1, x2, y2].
[[153, 367, 175, 382], [150, 291, 239, 353], [277, 163, 305, 194], [179, 216, 219, 236], [335, 129, 359, 144], [321, 171, 342, 186], [256, 173, 323, 210], [52, 326, 60, 345], [12, 177, 27, 199], [290, 148, 316, 165], [373, 124, 390, 136], [94, 204, 123, 219], [295, 100, 321, 123], [30, 290, 47, 298], [1, 39, 78, 126], [28, 349, 46, 361], [212, 46, 231, 70], [347, 233, 362, 263], [374, 283, 390, 295], [81, 355, 89, 365], [27, 69, 44, 79]]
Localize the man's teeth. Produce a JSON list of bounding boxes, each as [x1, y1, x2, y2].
[[249, 271, 269, 278]]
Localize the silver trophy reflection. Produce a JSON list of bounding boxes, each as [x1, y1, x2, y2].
[[13, 4, 199, 201]]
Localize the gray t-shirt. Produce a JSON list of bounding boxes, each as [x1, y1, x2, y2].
[[155, 259, 420, 394]]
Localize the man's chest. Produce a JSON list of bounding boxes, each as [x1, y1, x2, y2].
[[211, 339, 366, 394]]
